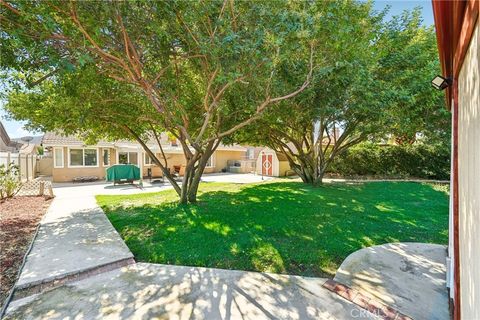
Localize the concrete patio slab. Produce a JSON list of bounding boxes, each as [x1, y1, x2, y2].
[[334, 242, 449, 320], [49, 173, 274, 197], [200, 173, 274, 184], [15, 189, 134, 292], [6, 263, 379, 320]]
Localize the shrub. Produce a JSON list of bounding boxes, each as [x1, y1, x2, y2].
[[327, 142, 450, 180], [0, 162, 23, 200]]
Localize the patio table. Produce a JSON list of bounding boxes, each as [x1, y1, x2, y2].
[[106, 164, 141, 185]]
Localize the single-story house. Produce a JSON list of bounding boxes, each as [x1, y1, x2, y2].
[[432, 1, 479, 319], [42, 132, 249, 182]]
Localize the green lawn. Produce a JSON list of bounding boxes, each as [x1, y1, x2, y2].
[[96, 181, 449, 277]]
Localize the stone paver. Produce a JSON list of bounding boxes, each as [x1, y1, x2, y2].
[[334, 242, 449, 320], [7, 263, 378, 320]]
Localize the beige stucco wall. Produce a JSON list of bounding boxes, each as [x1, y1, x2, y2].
[[37, 157, 53, 176], [457, 21, 479, 320], [52, 147, 115, 182], [278, 160, 291, 177], [142, 150, 243, 176], [51, 148, 244, 181], [214, 150, 244, 173]]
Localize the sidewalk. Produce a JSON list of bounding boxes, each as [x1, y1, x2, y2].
[[13, 189, 134, 296]]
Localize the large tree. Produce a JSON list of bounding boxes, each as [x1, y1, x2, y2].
[[0, 0, 313, 203], [238, 5, 448, 185], [377, 9, 449, 146], [237, 1, 387, 185]]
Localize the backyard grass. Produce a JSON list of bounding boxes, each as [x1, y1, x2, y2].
[[96, 180, 449, 278]]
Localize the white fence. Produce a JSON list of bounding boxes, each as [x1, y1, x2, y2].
[[0, 152, 37, 181]]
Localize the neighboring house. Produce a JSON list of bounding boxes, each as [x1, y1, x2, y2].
[[432, 1, 479, 320], [41, 132, 249, 182], [0, 121, 39, 181], [0, 121, 22, 152]]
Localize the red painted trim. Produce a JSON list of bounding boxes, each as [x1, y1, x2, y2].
[[452, 82, 460, 320], [454, 1, 479, 78], [432, 0, 459, 109], [432, 0, 478, 109], [432, 2, 479, 318]]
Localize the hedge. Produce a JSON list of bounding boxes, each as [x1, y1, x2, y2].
[[327, 142, 450, 180]]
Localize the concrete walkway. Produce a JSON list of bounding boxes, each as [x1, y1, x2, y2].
[[334, 243, 449, 320], [14, 185, 134, 294], [6, 264, 377, 320], [14, 173, 268, 292]]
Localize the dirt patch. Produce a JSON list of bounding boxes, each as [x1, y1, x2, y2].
[[0, 196, 52, 308]]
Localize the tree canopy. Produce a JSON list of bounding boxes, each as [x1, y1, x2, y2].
[[0, 1, 448, 193], [236, 5, 448, 185], [1, 0, 313, 202]]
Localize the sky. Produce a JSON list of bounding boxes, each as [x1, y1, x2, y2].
[[0, 0, 435, 139]]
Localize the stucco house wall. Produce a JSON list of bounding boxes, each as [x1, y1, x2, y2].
[[457, 21, 479, 320], [51, 147, 245, 181], [213, 150, 244, 173], [52, 147, 115, 182]]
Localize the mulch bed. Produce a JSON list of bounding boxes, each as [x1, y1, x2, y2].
[[0, 196, 52, 308]]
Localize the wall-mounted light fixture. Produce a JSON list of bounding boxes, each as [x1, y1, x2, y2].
[[431, 75, 453, 90]]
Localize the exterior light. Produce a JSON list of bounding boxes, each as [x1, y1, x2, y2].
[[431, 75, 452, 90]]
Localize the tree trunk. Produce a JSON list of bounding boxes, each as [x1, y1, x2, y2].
[[283, 151, 326, 186], [178, 143, 215, 204]]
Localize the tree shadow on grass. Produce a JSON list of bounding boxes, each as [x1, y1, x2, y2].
[[100, 181, 449, 278]]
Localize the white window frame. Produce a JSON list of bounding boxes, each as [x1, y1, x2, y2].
[[102, 149, 110, 167], [247, 148, 255, 160], [53, 147, 64, 168], [144, 153, 154, 166], [67, 147, 99, 168], [206, 153, 215, 168], [116, 151, 139, 165]]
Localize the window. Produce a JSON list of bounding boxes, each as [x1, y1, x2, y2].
[[84, 149, 97, 166], [70, 149, 83, 166], [119, 152, 128, 164], [246, 148, 255, 160], [118, 152, 138, 165], [144, 154, 154, 165], [69, 148, 98, 167], [206, 154, 214, 168], [54, 147, 64, 168], [103, 149, 110, 166]]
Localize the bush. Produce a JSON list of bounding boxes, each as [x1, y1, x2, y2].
[[327, 142, 450, 180], [0, 162, 23, 200]]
